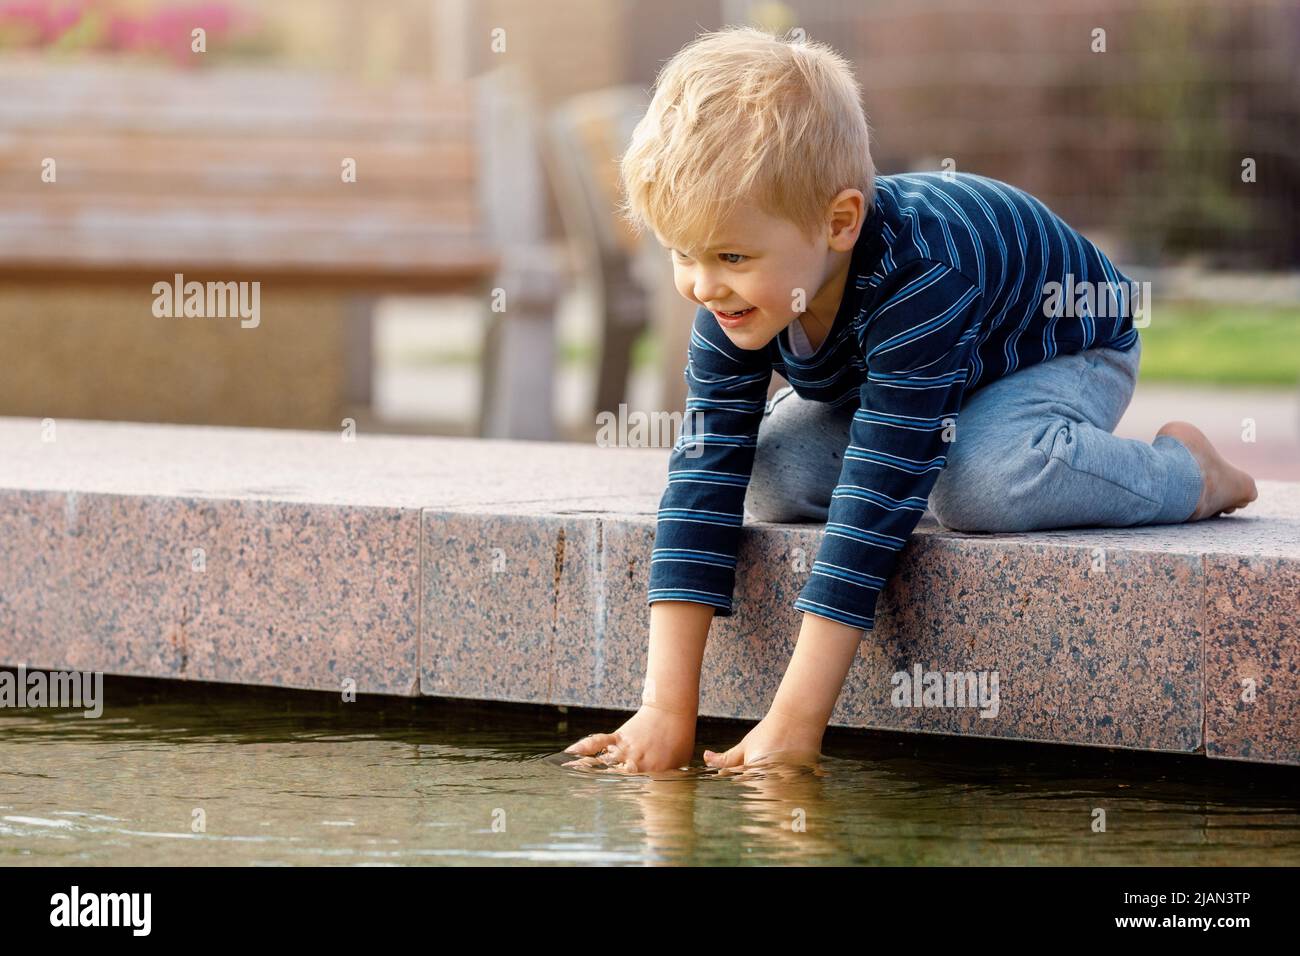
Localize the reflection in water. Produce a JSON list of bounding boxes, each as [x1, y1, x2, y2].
[[1, 675, 1297, 865]]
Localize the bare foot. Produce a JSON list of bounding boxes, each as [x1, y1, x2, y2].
[[1155, 421, 1258, 521]]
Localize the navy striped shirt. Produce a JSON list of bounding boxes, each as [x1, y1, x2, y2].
[[647, 171, 1140, 631]]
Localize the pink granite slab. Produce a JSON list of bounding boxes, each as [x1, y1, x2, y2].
[[0, 489, 421, 695], [843, 526, 1206, 752], [0, 416, 665, 510], [2, 416, 1297, 765], [420, 511, 597, 703], [0, 416, 664, 698], [590, 516, 1208, 753], [1205, 555, 1300, 766], [486, 492, 1297, 762]]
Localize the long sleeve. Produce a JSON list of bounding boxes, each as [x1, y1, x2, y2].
[[646, 305, 773, 616], [793, 259, 983, 631]]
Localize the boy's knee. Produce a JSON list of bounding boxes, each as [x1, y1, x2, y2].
[[931, 431, 1080, 533], [929, 487, 1027, 533], [746, 446, 834, 523], [744, 496, 799, 523], [928, 480, 987, 531], [929, 454, 1033, 533], [746, 460, 811, 522], [746, 398, 808, 522]]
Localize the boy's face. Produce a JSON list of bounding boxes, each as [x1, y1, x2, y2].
[[655, 191, 862, 351]]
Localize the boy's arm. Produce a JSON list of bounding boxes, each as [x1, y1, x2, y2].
[[794, 258, 983, 635], [767, 611, 865, 731], [641, 599, 715, 717], [746, 260, 983, 746], [646, 304, 774, 618]]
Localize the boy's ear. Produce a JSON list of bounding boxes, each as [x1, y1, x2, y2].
[[826, 188, 865, 248]]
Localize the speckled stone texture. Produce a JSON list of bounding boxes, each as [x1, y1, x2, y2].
[[2, 416, 1296, 764], [1205, 555, 1300, 766], [0, 489, 421, 695]]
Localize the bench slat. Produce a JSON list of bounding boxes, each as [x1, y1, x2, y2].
[[0, 136, 475, 191], [0, 60, 498, 286], [1, 192, 481, 226]]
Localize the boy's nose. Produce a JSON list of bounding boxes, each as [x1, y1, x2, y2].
[[693, 278, 728, 304]]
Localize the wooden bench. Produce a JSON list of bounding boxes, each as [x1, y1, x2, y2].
[[0, 57, 565, 437]]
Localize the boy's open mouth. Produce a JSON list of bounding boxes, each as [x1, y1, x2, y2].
[[718, 307, 755, 318]]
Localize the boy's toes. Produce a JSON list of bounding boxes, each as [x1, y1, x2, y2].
[[1225, 474, 1258, 514]]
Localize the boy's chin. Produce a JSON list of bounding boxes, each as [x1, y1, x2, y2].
[[722, 325, 777, 350]]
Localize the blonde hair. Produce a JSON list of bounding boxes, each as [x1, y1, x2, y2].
[[617, 25, 875, 255]]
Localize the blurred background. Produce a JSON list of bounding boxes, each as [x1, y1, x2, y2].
[[1, 0, 1297, 477]]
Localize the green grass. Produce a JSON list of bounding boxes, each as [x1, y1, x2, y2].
[[387, 303, 1300, 389], [1136, 303, 1300, 387]]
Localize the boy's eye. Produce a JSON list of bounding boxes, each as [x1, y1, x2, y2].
[[676, 251, 748, 265], [671, 250, 747, 264]]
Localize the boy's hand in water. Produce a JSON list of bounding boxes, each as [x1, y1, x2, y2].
[[702, 709, 825, 773], [562, 703, 697, 774], [703, 612, 862, 773]]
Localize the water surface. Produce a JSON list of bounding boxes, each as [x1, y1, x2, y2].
[[2, 676, 1297, 865]]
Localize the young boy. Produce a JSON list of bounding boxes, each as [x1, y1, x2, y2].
[[563, 26, 1257, 774]]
